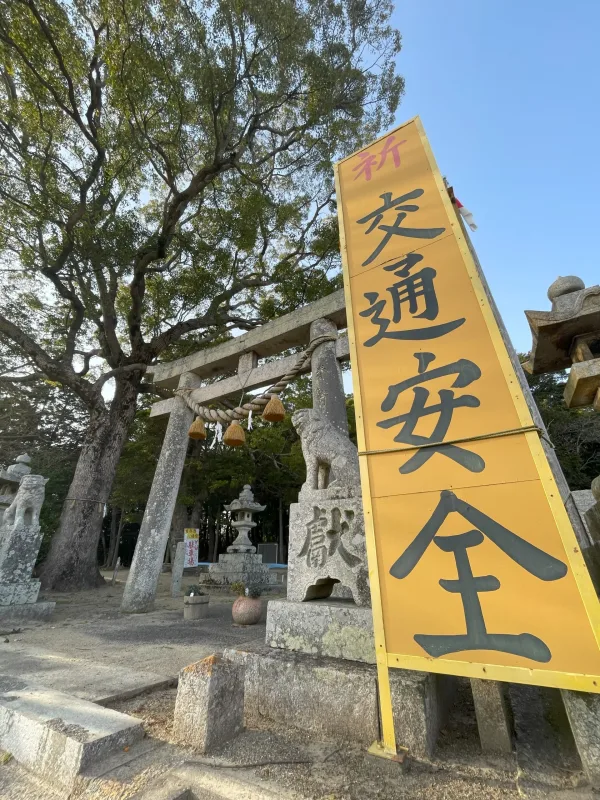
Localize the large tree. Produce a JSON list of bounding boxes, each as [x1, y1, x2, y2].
[[0, 0, 403, 589]]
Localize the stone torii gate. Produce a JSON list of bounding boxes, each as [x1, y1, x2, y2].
[[121, 290, 348, 614]]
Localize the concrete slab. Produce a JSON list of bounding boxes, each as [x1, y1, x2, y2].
[[0, 674, 144, 788], [0, 642, 174, 704]]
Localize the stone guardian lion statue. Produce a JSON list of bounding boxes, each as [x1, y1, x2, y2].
[[292, 409, 361, 491], [2, 475, 48, 529]]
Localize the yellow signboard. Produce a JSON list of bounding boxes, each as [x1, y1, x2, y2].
[[335, 117, 600, 750]]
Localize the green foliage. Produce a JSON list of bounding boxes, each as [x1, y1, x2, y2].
[[245, 583, 262, 598], [0, 345, 87, 555], [0, 0, 404, 405], [0, 0, 403, 584], [229, 581, 245, 596], [185, 585, 206, 596], [524, 362, 600, 490]]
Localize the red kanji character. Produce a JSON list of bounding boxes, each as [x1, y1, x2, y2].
[[353, 151, 378, 181], [377, 135, 407, 171]]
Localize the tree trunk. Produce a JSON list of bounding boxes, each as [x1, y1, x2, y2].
[[105, 507, 120, 568], [110, 511, 125, 570], [39, 379, 139, 591]]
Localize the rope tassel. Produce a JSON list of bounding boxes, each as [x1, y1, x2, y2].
[[262, 394, 285, 422], [188, 417, 207, 440], [223, 420, 245, 447]]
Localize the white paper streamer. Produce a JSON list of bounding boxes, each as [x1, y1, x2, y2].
[[247, 410, 253, 431], [210, 422, 223, 449]]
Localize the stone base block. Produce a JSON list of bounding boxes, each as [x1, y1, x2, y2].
[[266, 598, 375, 663], [0, 580, 40, 605], [224, 643, 452, 758], [0, 674, 144, 788], [470, 679, 513, 753], [561, 688, 600, 788], [173, 654, 244, 753], [0, 601, 55, 623]]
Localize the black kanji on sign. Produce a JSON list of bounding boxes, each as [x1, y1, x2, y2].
[[356, 189, 446, 267], [377, 353, 485, 474], [360, 253, 465, 345], [390, 490, 568, 662]]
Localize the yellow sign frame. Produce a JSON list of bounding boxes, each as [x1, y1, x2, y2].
[[335, 116, 600, 755]]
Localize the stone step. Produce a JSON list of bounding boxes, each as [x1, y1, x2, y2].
[[0, 674, 144, 789], [0, 642, 174, 704]]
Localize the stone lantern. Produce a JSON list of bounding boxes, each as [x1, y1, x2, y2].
[[198, 485, 277, 592], [224, 485, 266, 554], [523, 275, 600, 408], [524, 275, 600, 569]]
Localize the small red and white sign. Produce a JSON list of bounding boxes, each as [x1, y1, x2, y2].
[[183, 528, 199, 568]]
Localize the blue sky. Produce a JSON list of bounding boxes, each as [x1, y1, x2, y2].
[[388, 0, 599, 353]]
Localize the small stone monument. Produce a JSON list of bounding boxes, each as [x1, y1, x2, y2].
[[199, 486, 277, 591], [0, 456, 55, 621]]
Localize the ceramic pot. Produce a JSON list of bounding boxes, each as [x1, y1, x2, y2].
[[231, 595, 262, 625], [184, 594, 209, 620]]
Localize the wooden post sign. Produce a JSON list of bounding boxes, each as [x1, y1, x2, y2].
[[335, 117, 600, 752]]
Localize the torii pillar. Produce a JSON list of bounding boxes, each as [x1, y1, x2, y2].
[[121, 372, 201, 613]]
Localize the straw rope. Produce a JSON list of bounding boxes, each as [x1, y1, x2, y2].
[[175, 334, 337, 423]]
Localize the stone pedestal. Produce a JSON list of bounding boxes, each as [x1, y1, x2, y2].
[[200, 553, 278, 591], [287, 486, 370, 606], [0, 578, 41, 606], [224, 642, 452, 758], [266, 598, 375, 663]]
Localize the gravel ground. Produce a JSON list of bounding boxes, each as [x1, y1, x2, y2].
[[1, 569, 278, 677]]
